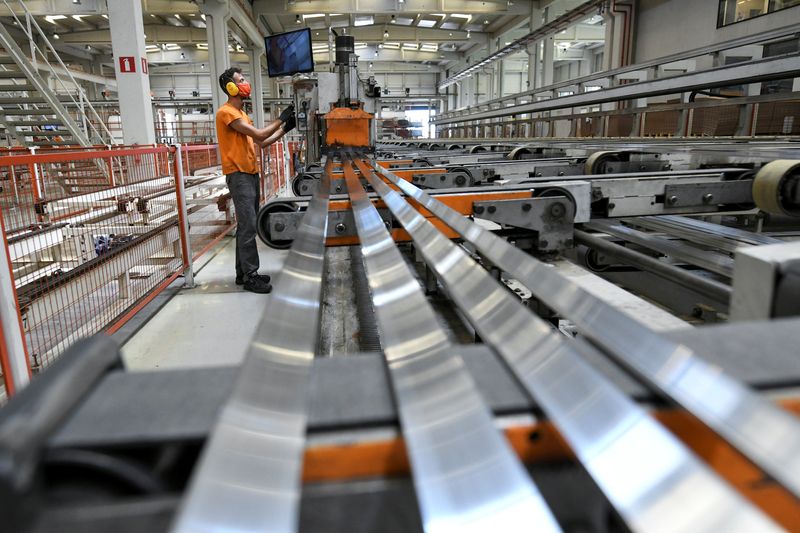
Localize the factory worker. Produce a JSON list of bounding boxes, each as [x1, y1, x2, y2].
[[215, 66, 295, 293]]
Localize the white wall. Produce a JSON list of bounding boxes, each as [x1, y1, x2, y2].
[[635, 0, 800, 62]]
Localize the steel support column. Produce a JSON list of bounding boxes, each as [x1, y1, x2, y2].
[[200, 1, 231, 113], [108, 0, 155, 144]]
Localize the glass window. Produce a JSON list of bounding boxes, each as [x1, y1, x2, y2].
[[718, 0, 800, 27]]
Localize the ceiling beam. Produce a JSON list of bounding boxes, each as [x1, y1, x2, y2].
[[313, 46, 458, 62], [253, 0, 532, 15], [309, 25, 468, 42], [0, 0, 199, 16], [57, 24, 207, 45], [146, 50, 251, 67], [262, 14, 284, 34], [229, 0, 266, 51], [489, 14, 531, 39]]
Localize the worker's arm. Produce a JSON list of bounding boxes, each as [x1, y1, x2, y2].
[[229, 118, 283, 142], [258, 125, 288, 148], [258, 112, 296, 148]]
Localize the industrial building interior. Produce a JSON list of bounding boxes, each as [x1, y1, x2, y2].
[[0, 0, 800, 531]]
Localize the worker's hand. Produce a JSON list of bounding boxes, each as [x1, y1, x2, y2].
[[282, 114, 296, 133], [279, 104, 295, 124]]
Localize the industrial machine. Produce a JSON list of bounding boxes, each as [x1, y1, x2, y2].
[[3, 30, 800, 533], [292, 34, 378, 165]]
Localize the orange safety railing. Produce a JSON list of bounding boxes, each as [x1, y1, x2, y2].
[[0, 142, 289, 398]]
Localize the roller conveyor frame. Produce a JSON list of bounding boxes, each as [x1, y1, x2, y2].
[[374, 164, 800, 498], [4, 149, 800, 532], [355, 158, 783, 531]]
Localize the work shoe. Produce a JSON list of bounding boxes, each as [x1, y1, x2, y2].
[[243, 274, 272, 294], [236, 273, 271, 285]]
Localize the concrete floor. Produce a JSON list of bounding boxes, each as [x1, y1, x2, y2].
[[122, 237, 287, 370]]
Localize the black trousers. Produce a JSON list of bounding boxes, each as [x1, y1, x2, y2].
[[226, 171, 260, 278]]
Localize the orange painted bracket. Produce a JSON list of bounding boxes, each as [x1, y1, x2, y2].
[[302, 400, 800, 531], [323, 190, 532, 246]]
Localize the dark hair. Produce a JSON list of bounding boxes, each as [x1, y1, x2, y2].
[[219, 67, 242, 92]]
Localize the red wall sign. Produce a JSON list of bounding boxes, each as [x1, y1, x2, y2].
[[119, 56, 136, 73], [141, 57, 148, 75]]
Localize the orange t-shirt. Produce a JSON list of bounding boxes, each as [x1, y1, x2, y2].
[[215, 102, 257, 175]]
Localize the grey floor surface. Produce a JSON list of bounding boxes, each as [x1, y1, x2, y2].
[[122, 237, 287, 370]]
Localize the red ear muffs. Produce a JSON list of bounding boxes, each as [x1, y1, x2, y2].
[[226, 81, 239, 96]]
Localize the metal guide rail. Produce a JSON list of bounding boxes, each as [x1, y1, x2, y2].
[[374, 164, 800, 500], [340, 158, 561, 532], [172, 161, 333, 533]]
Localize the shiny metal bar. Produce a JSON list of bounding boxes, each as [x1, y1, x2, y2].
[[586, 220, 735, 277], [574, 230, 732, 302], [357, 159, 782, 532], [375, 163, 800, 500], [342, 158, 562, 533], [631, 216, 781, 251], [172, 161, 332, 533]]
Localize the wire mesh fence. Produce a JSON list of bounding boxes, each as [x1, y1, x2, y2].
[[0, 142, 285, 399]]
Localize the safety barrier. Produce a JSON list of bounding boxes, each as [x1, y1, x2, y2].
[[0, 142, 286, 400]]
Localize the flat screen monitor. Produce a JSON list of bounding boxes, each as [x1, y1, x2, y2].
[[265, 28, 314, 78]]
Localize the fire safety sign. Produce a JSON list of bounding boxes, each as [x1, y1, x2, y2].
[[119, 56, 136, 73]]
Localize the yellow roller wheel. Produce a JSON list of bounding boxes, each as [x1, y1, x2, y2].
[[507, 146, 533, 160], [752, 160, 800, 216], [584, 151, 617, 174]]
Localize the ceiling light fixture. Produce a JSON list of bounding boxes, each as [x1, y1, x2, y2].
[[296, 15, 301, 24], [391, 15, 396, 23], [384, 29, 389, 38], [53, 33, 60, 39]]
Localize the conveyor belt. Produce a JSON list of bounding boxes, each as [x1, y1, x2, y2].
[[375, 163, 800, 500], [356, 159, 783, 531], [341, 159, 561, 532], [172, 161, 333, 533]]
